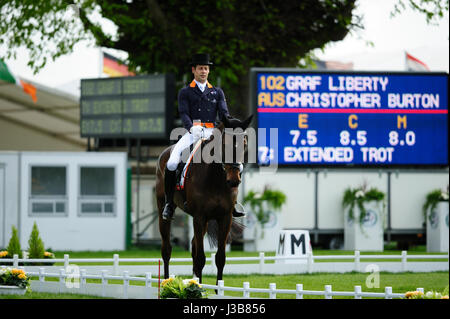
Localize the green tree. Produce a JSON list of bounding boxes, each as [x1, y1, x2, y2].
[[1, 0, 447, 117], [7, 226, 22, 258], [28, 222, 45, 259], [0, 0, 360, 117]]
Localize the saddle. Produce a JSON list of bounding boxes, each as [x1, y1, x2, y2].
[[175, 138, 203, 191]]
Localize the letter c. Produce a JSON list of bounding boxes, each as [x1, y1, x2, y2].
[[348, 114, 358, 129]]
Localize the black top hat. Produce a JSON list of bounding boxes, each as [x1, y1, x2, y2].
[[190, 53, 213, 66]]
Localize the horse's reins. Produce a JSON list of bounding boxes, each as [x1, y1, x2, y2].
[[222, 128, 248, 171]]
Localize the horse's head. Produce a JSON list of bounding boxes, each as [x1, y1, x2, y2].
[[219, 114, 253, 188]]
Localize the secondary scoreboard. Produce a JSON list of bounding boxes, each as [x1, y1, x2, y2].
[[80, 74, 174, 139], [251, 68, 448, 166]]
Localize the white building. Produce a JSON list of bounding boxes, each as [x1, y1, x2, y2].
[[0, 151, 128, 251]]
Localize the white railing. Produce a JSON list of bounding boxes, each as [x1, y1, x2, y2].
[[11, 267, 422, 299], [1, 250, 448, 276]]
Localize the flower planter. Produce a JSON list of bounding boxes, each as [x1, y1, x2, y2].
[[344, 200, 384, 251], [0, 285, 26, 296], [426, 201, 449, 252]]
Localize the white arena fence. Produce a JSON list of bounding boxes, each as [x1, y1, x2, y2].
[[1, 266, 425, 299], [1, 250, 448, 276]]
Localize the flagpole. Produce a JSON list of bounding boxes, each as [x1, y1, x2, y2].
[[99, 47, 103, 77]]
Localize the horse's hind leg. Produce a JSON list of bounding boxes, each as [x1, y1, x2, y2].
[[215, 215, 232, 285], [192, 217, 207, 283], [158, 197, 172, 279]]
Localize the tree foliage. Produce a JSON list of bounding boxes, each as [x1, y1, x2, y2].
[[27, 222, 45, 259], [1, 0, 446, 116], [0, 0, 361, 116]]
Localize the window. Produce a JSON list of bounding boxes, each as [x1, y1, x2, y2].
[[79, 167, 116, 216], [30, 166, 67, 216]]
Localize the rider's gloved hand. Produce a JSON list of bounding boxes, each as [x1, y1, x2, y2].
[[190, 125, 203, 140]]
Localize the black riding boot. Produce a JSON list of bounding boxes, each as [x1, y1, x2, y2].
[[162, 168, 177, 220]]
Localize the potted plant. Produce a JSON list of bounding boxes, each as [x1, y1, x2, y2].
[[342, 182, 386, 251], [423, 187, 449, 252], [160, 277, 206, 299], [423, 187, 449, 224], [0, 268, 30, 295], [243, 185, 286, 240]]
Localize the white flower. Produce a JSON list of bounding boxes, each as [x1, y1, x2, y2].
[[254, 193, 262, 199], [441, 192, 449, 200], [355, 190, 365, 198]]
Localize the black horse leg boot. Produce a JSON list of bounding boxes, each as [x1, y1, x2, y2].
[[162, 167, 177, 220]]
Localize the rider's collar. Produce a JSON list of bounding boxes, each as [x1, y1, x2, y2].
[[190, 80, 213, 90]]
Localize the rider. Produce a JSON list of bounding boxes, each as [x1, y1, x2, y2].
[[162, 53, 245, 220]]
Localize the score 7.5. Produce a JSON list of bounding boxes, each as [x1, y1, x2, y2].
[[290, 130, 317, 146]]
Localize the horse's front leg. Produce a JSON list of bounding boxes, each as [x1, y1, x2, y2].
[[215, 214, 232, 285], [192, 217, 207, 283]]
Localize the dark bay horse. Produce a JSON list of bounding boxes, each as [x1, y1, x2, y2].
[[156, 115, 253, 285]]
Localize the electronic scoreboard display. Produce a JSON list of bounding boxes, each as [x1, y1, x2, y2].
[[80, 74, 174, 139], [251, 68, 448, 166]]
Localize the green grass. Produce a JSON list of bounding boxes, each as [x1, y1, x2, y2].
[[4, 271, 448, 299], [0, 291, 108, 299], [2, 245, 447, 299], [47, 245, 447, 266], [199, 271, 449, 299]]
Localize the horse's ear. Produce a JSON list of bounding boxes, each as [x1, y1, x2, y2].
[[241, 114, 253, 130]]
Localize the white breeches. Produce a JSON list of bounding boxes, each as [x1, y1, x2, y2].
[[166, 128, 214, 171]]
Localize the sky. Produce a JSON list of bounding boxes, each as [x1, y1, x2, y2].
[[2, 0, 449, 97]]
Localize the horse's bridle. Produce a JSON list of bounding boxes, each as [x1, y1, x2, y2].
[[221, 128, 247, 172]]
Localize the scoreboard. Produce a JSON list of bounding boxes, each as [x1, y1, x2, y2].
[[80, 74, 174, 139], [251, 68, 448, 166]]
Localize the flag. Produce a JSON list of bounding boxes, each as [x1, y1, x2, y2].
[[103, 52, 135, 77], [313, 59, 354, 70], [405, 52, 429, 71], [0, 59, 37, 102]]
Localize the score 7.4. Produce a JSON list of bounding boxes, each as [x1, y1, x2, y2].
[[290, 130, 318, 146]]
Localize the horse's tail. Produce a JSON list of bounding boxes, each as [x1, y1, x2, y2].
[[206, 218, 245, 248]]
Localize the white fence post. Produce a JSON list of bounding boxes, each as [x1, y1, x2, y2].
[[101, 270, 108, 297], [80, 269, 87, 294], [218, 280, 225, 297], [64, 254, 69, 269], [401, 251, 407, 271], [113, 254, 119, 275], [307, 252, 313, 273], [13, 254, 18, 268], [39, 267, 45, 282], [145, 272, 152, 299], [59, 269, 65, 293], [385, 286, 392, 299], [259, 252, 265, 274], [324, 285, 332, 299], [354, 251, 360, 272], [243, 282, 250, 298], [269, 283, 276, 299], [296, 284, 303, 299], [123, 270, 129, 299], [354, 285, 362, 299]]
